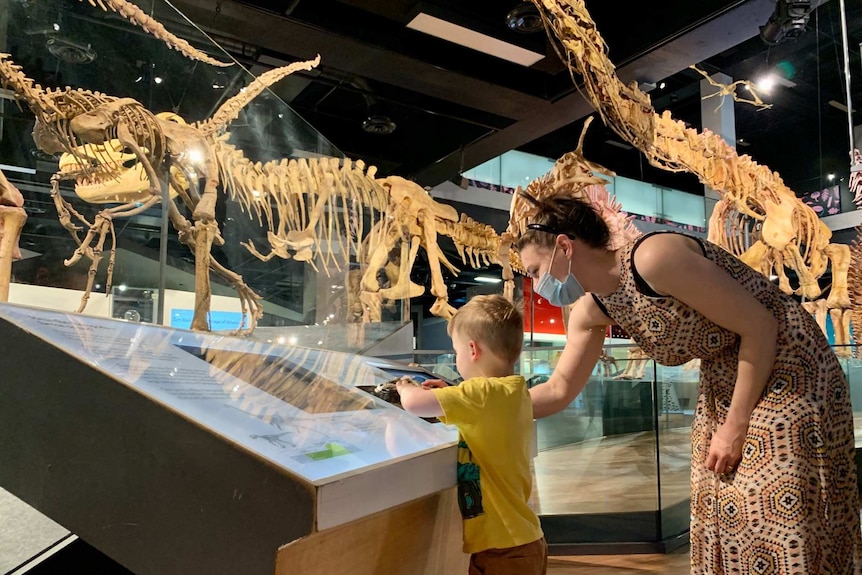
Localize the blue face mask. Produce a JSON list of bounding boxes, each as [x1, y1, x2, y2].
[[534, 243, 586, 307]]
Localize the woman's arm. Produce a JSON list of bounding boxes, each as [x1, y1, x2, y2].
[[634, 234, 779, 473], [530, 296, 609, 418]]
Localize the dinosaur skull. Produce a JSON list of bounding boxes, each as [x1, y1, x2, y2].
[[58, 139, 182, 204]]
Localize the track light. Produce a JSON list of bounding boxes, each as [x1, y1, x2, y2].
[[759, 0, 812, 46]]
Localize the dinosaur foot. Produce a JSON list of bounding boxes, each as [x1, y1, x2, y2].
[[380, 281, 425, 300], [430, 298, 456, 320]]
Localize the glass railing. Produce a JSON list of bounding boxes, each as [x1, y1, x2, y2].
[[411, 343, 862, 551]]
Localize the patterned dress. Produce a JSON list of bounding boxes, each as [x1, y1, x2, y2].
[[594, 232, 862, 575]]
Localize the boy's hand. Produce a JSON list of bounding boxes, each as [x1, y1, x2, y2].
[[421, 379, 447, 390]]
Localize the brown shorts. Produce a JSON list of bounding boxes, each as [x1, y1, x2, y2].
[[468, 537, 547, 575]]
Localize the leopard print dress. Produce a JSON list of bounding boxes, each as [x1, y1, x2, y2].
[[595, 232, 862, 575]]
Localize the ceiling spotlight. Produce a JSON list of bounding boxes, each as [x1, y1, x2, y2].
[[46, 37, 97, 64], [658, 81, 666, 90], [154, 76, 163, 84], [362, 114, 397, 135], [827, 173, 836, 181], [759, 0, 812, 46], [754, 74, 776, 93], [506, 2, 543, 34]]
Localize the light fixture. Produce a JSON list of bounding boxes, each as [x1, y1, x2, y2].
[[475, 276, 502, 284], [759, 0, 812, 46], [0, 163, 36, 175], [362, 114, 397, 135], [754, 74, 777, 93], [505, 2, 543, 34], [827, 173, 836, 181], [658, 81, 666, 90], [829, 100, 849, 113], [406, 13, 544, 67], [154, 76, 163, 84]]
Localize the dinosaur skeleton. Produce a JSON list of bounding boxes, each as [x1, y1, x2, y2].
[[97, 131, 511, 321], [506, 116, 642, 270], [596, 349, 618, 378], [525, 0, 852, 350], [689, 65, 772, 112], [0, 48, 321, 331], [0, 168, 27, 303], [77, 0, 233, 67]]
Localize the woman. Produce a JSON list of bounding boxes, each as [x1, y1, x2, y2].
[[515, 191, 861, 574]]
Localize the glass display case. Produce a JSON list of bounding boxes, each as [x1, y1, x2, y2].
[[417, 342, 862, 552], [0, 302, 457, 575], [1, 0, 406, 333]]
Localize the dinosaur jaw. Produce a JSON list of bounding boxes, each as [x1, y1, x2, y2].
[[58, 140, 181, 204]]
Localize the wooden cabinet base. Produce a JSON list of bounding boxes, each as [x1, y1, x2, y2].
[[276, 488, 468, 575]]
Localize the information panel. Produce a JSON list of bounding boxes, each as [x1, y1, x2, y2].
[[0, 305, 455, 484]]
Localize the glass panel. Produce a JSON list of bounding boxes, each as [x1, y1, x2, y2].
[[2, 0, 385, 332], [614, 176, 660, 218], [462, 156, 502, 188], [525, 344, 660, 521], [662, 187, 708, 227], [656, 361, 697, 538], [0, 304, 455, 483], [498, 150, 556, 190]]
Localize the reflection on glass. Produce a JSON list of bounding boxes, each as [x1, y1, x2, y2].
[[0, 305, 456, 484], [2, 0, 365, 331]]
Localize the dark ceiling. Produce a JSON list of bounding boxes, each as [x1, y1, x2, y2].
[[2, 0, 861, 319]]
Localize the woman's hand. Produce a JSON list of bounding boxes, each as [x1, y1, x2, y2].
[[705, 422, 746, 474]]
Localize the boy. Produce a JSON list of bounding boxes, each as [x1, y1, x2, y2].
[[396, 294, 547, 575]]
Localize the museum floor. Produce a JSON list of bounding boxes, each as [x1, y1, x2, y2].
[[548, 547, 690, 574]]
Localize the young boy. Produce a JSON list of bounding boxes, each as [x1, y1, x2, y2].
[[396, 294, 547, 575]]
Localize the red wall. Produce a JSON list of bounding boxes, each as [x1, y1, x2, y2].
[[523, 278, 567, 336]]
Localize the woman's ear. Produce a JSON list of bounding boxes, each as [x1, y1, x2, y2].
[[557, 233, 573, 257]]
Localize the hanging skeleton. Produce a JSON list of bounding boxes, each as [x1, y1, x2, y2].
[[522, 0, 852, 352]]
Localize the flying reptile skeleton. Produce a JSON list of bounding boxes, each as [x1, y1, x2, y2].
[[520, 0, 852, 351]]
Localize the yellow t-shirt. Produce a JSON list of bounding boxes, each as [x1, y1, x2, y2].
[[434, 375, 543, 554]]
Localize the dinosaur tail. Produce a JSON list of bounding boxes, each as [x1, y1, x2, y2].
[[80, 0, 233, 67], [199, 56, 321, 137], [0, 54, 56, 116]]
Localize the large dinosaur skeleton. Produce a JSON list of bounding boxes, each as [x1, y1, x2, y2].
[[43, 60, 318, 330], [66, 128, 511, 322], [0, 168, 27, 303], [525, 0, 852, 350], [0, 49, 321, 332]]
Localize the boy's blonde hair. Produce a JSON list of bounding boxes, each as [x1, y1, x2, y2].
[[447, 294, 524, 365]]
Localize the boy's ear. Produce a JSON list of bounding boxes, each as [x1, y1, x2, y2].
[[468, 340, 481, 360]]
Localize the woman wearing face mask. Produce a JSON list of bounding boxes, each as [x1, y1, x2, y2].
[[515, 190, 861, 574]]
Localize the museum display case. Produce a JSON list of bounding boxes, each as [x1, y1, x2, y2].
[[0, 302, 461, 575], [1, 0, 408, 332]]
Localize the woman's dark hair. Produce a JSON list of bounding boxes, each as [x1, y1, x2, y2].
[[515, 189, 610, 250]]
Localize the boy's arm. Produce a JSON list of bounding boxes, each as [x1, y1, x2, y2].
[[396, 380, 445, 418]]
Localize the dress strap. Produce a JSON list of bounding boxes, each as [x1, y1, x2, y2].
[[591, 293, 611, 318]]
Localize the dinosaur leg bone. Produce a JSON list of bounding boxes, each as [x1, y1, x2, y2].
[[824, 243, 851, 309], [0, 206, 27, 302]]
